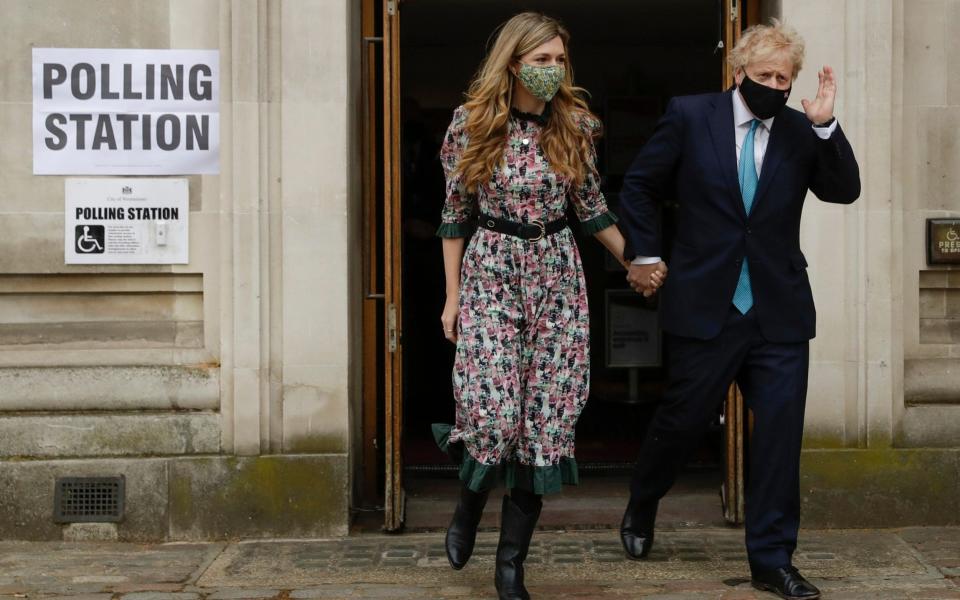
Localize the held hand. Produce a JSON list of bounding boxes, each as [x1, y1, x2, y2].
[[626, 261, 668, 297], [801, 65, 836, 125], [441, 294, 460, 344]]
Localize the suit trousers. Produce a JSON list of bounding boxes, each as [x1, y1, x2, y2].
[[629, 306, 810, 573]]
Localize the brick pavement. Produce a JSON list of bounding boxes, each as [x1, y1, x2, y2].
[[0, 527, 957, 599]]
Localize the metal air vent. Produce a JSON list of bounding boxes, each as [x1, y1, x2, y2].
[[53, 476, 125, 523]]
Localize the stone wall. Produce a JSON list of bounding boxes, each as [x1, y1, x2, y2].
[[778, 0, 959, 525], [778, 0, 960, 449], [898, 0, 960, 446], [0, 0, 361, 540]]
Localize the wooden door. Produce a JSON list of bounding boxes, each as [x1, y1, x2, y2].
[[381, 0, 405, 532], [719, 0, 760, 527], [360, 0, 384, 514]]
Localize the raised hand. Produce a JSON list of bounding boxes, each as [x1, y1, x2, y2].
[[800, 65, 837, 125]]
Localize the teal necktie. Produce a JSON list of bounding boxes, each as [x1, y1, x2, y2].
[[732, 119, 760, 315]]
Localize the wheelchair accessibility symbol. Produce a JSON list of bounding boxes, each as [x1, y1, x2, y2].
[[75, 225, 105, 254]]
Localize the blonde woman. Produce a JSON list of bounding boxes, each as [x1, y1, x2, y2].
[[431, 12, 664, 600]]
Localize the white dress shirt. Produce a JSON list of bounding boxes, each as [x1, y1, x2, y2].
[[631, 89, 840, 266]]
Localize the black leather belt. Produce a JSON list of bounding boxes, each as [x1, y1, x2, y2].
[[477, 213, 567, 241]]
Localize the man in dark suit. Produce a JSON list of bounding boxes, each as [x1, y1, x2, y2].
[[616, 21, 860, 600]]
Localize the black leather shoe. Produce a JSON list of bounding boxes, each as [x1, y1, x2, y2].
[[751, 566, 821, 599], [619, 499, 657, 560], [445, 486, 489, 570]]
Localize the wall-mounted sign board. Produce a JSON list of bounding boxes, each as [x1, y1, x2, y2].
[[605, 289, 661, 368], [65, 178, 188, 264], [33, 48, 219, 175], [928, 219, 960, 265]]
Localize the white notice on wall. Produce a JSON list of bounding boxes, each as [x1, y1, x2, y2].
[[33, 48, 219, 175], [65, 178, 189, 264]]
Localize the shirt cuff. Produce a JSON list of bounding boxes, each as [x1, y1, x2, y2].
[[631, 256, 661, 265], [812, 118, 839, 139]]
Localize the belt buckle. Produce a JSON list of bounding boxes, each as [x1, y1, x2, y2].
[[529, 219, 545, 241]]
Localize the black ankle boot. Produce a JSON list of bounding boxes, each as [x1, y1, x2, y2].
[[445, 485, 489, 570], [495, 494, 542, 600]]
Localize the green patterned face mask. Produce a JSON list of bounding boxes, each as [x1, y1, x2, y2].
[[517, 63, 565, 102]]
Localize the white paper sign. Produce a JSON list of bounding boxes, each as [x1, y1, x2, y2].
[[33, 48, 219, 175], [65, 178, 189, 264]]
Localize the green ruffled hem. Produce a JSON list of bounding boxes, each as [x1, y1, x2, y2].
[[436, 222, 475, 238], [431, 423, 579, 496], [579, 210, 619, 235]]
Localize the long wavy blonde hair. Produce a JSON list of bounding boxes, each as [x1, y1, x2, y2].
[[458, 12, 600, 194]]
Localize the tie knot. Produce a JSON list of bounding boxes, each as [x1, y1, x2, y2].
[[748, 119, 761, 133]]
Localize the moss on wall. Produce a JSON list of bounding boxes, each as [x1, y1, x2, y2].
[[800, 449, 960, 528], [283, 432, 348, 454], [168, 454, 349, 540]]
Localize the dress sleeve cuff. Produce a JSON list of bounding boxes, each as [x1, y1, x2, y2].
[[579, 211, 619, 235], [436, 221, 474, 238]]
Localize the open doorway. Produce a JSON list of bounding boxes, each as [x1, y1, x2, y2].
[[396, 0, 730, 530]]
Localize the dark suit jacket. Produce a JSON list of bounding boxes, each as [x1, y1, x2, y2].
[[618, 90, 861, 343]]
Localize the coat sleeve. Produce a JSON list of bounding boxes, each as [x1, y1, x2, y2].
[[618, 97, 685, 260], [808, 121, 861, 205], [436, 106, 476, 238]]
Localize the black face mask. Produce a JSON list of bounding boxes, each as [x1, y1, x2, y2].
[[737, 73, 791, 119]]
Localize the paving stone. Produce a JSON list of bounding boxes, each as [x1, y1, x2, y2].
[[353, 585, 425, 598], [664, 579, 730, 592], [43, 595, 114, 600], [120, 594, 200, 600], [719, 591, 763, 599], [206, 589, 280, 600], [110, 584, 185, 593], [381, 551, 416, 560], [72, 575, 130, 583], [23, 583, 109, 596], [0, 586, 31, 595], [595, 555, 624, 563], [908, 590, 960, 599], [338, 559, 374, 568], [0, 528, 956, 598], [827, 592, 923, 599], [634, 594, 706, 600], [436, 586, 473, 597], [552, 556, 585, 564], [290, 588, 358, 599]]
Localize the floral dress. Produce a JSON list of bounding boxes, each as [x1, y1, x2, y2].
[[432, 104, 618, 495]]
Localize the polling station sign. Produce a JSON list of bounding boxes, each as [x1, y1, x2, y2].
[[65, 178, 189, 264], [33, 48, 219, 175]]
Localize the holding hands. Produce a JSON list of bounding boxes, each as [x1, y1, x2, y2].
[[627, 261, 668, 297]]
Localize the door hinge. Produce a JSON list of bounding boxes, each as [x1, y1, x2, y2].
[[387, 0, 396, 16], [387, 303, 398, 352], [730, 0, 739, 22]]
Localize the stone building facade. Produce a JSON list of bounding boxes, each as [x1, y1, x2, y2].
[[0, 0, 956, 540]]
